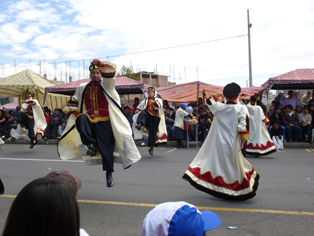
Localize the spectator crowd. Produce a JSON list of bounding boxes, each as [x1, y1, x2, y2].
[[122, 90, 314, 147], [0, 105, 69, 141], [1, 89, 312, 145]]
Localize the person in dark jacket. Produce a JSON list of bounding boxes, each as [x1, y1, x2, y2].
[[269, 107, 283, 126], [45, 108, 63, 140], [282, 105, 301, 142]]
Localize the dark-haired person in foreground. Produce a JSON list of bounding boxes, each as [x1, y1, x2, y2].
[[2, 178, 84, 236], [183, 82, 259, 201], [58, 59, 141, 188]]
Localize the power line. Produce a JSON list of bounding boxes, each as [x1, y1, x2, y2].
[[2, 34, 246, 69]]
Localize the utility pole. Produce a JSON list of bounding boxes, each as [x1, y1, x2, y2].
[[247, 9, 253, 87]]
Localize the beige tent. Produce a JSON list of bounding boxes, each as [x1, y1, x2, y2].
[[0, 69, 69, 110]]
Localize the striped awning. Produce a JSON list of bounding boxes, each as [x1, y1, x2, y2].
[[157, 81, 265, 103], [0, 69, 69, 110], [0, 69, 58, 97]]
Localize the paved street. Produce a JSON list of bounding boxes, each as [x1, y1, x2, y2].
[[1, 144, 314, 235]]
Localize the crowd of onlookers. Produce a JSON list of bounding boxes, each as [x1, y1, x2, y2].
[[2, 89, 312, 144], [0, 105, 69, 141], [265, 90, 314, 143], [123, 97, 215, 146], [123, 90, 314, 146]]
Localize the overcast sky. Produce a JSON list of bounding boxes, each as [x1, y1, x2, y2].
[[0, 0, 314, 87]]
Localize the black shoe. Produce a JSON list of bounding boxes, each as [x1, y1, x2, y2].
[[255, 153, 260, 157], [86, 144, 96, 156], [124, 165, 132, 170], [29, 143, 34, 149], [10, 137, 16, 141], [176, 140, 181, 148], [149, 146, 154, 156], [136, 124, 142, 131], [106, 172, 114, 187], [10, 121, 18, 130]]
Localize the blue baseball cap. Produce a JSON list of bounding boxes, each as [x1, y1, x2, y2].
[[142, 201, 221, 236], [181, 103, 187, 109]]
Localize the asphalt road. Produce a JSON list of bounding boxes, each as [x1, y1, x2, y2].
[[0, 144, 314, 235]]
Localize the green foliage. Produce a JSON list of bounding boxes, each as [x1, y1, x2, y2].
[[117, 65, 139, 81]]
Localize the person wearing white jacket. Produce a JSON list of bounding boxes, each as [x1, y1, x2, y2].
[[174, 103, 191, 148]]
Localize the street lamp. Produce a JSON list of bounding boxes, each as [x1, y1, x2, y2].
[[247, 9, 253, 87]]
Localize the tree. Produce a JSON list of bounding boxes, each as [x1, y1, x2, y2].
[[117, 65, 139, 81]]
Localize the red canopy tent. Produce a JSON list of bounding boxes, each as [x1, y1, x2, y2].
[[157, 81, 265, 103], [262, 69, 314, 94], [44, 76, 149, 101]]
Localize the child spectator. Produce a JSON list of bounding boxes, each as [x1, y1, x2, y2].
[[269, 101, 277, 115], [124, 105, 130, 115], [44, 110, 51, 124], [58, 112, 70, 138], [270, 120, 284, 150], [295, 105, 302, 115], [299, 106, 313, 143], [269, 107, 282, 126]]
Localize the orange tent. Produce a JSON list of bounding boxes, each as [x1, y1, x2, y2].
[[157, 81, 265, 103]]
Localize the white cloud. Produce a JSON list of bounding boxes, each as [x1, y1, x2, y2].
[[0, 0, 314, 88]]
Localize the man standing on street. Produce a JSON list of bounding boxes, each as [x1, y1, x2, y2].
[[58, 59, 141, 188]]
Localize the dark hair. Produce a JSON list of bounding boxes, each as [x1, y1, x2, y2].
[[274, 119, 281, 125], [191, 103, 197, 108], [295, 105, 301, 112], [274, 106, 280, 112], [286, 104, 293, 110], [134, 97, 139, 101], [2, 178, 80, 236]]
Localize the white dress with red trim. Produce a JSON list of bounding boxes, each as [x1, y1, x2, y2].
[[246, 104, 276, 156], [183, 97, 259, 201]]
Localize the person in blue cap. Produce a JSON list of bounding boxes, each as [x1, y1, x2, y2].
[[173, 103, 191, 148], [142, 201, 221, 236]]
